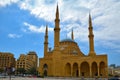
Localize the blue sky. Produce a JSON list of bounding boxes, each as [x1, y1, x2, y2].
[[0, 0, 120, 66]]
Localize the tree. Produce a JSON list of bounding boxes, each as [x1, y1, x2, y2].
[[0, 68, 4, 73], [16, 68, 26, 75], [26, 67, 38, 75]]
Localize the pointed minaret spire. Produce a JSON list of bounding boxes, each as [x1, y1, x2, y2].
[[71, 29, 74, 40], [54, 4, 60, 49], [88, 13, 96, 56], [45, 25, 48, 36], [56, 4, 59, 19], [89, 12, 93, 30], [44, 25, 48, 57]]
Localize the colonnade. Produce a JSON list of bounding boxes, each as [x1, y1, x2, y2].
[[65, 61, 107, 78]]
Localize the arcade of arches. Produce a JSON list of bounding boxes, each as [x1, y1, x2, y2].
[[40, 61, 108, 78], [65, 62, 107, 77]]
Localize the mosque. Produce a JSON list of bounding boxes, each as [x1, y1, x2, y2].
[[39, 5, 108, 78]]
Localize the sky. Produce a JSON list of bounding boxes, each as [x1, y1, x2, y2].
[[0, 0, 120, 66]]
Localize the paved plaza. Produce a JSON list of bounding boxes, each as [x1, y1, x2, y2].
[[0, 77, 108, 80]]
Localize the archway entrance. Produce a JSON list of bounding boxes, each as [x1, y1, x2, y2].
[[43, 64, 48, 77], [73, 63, 78, 77], [44, 70, 47, 76], [99, 62, 106, 77], [92, 62, 98, 77], [65, 63, 71, 77], [80, 62, 90, 77]]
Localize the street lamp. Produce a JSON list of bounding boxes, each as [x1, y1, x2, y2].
[[7, 63, 15, 80], [7, 67, 12, 80]]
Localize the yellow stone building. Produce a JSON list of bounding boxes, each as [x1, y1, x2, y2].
[[16, 51, 38, 71], [16, 54, 27, 69], [39, 5, 108, 78], [0, 52, 15, 68]]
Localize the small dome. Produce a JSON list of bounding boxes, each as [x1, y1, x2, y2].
[[61, 38, 75, 43]]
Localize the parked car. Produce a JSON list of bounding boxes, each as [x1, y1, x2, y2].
[[108, 77, 120, 80]]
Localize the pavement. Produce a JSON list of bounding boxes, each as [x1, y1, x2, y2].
[[0, 77, 108, 80]]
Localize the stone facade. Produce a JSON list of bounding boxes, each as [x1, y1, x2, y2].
[[16, 51, 38, 71], [0, 52, 15, 68], [39, 5, 108, 78]]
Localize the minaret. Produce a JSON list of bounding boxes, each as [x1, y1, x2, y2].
[[54, 4, 60, 49], [44, 25, 48, 56], [88, 13, 96, 56], [71, 29, 74, 40]]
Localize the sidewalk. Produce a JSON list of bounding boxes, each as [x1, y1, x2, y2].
[[0, 77, 108, 80]]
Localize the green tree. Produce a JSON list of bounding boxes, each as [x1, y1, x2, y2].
[[26, 67, 38, 75], [0, 68, 4, 73], [16, 68, 26, 75]]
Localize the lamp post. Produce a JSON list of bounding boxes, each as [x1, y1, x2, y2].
[[7, 63, 13, 80], [7, 67, 12, 80]]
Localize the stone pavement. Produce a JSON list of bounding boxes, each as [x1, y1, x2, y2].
[[0, 77, 108, 80]]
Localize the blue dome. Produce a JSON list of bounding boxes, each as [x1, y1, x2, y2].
[[61, 38, 75, 42]]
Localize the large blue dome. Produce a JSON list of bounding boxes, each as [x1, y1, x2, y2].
[[61, 38, 75, 42]]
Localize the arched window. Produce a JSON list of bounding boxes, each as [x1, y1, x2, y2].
[[43, 64, 48, 69]]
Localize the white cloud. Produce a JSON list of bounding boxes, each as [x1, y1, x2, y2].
[[0, 0, 18, 6], [17, 0, 120, 42], [1, 0, 120, 53], [61, 23, 88, 42], [8, 33, 22, 38], [23, 22, 53, 33], [18, 0, 120, 50]]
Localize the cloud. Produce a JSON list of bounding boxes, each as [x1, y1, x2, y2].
[[23, 22, 53, 33], [8, 33, 22, 38], [0, 0, 18, 7], [61, 23, 88, 42], [17, 0, 120, 41], [1, 0, 120, 53], [18, 0, 120, 51]]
